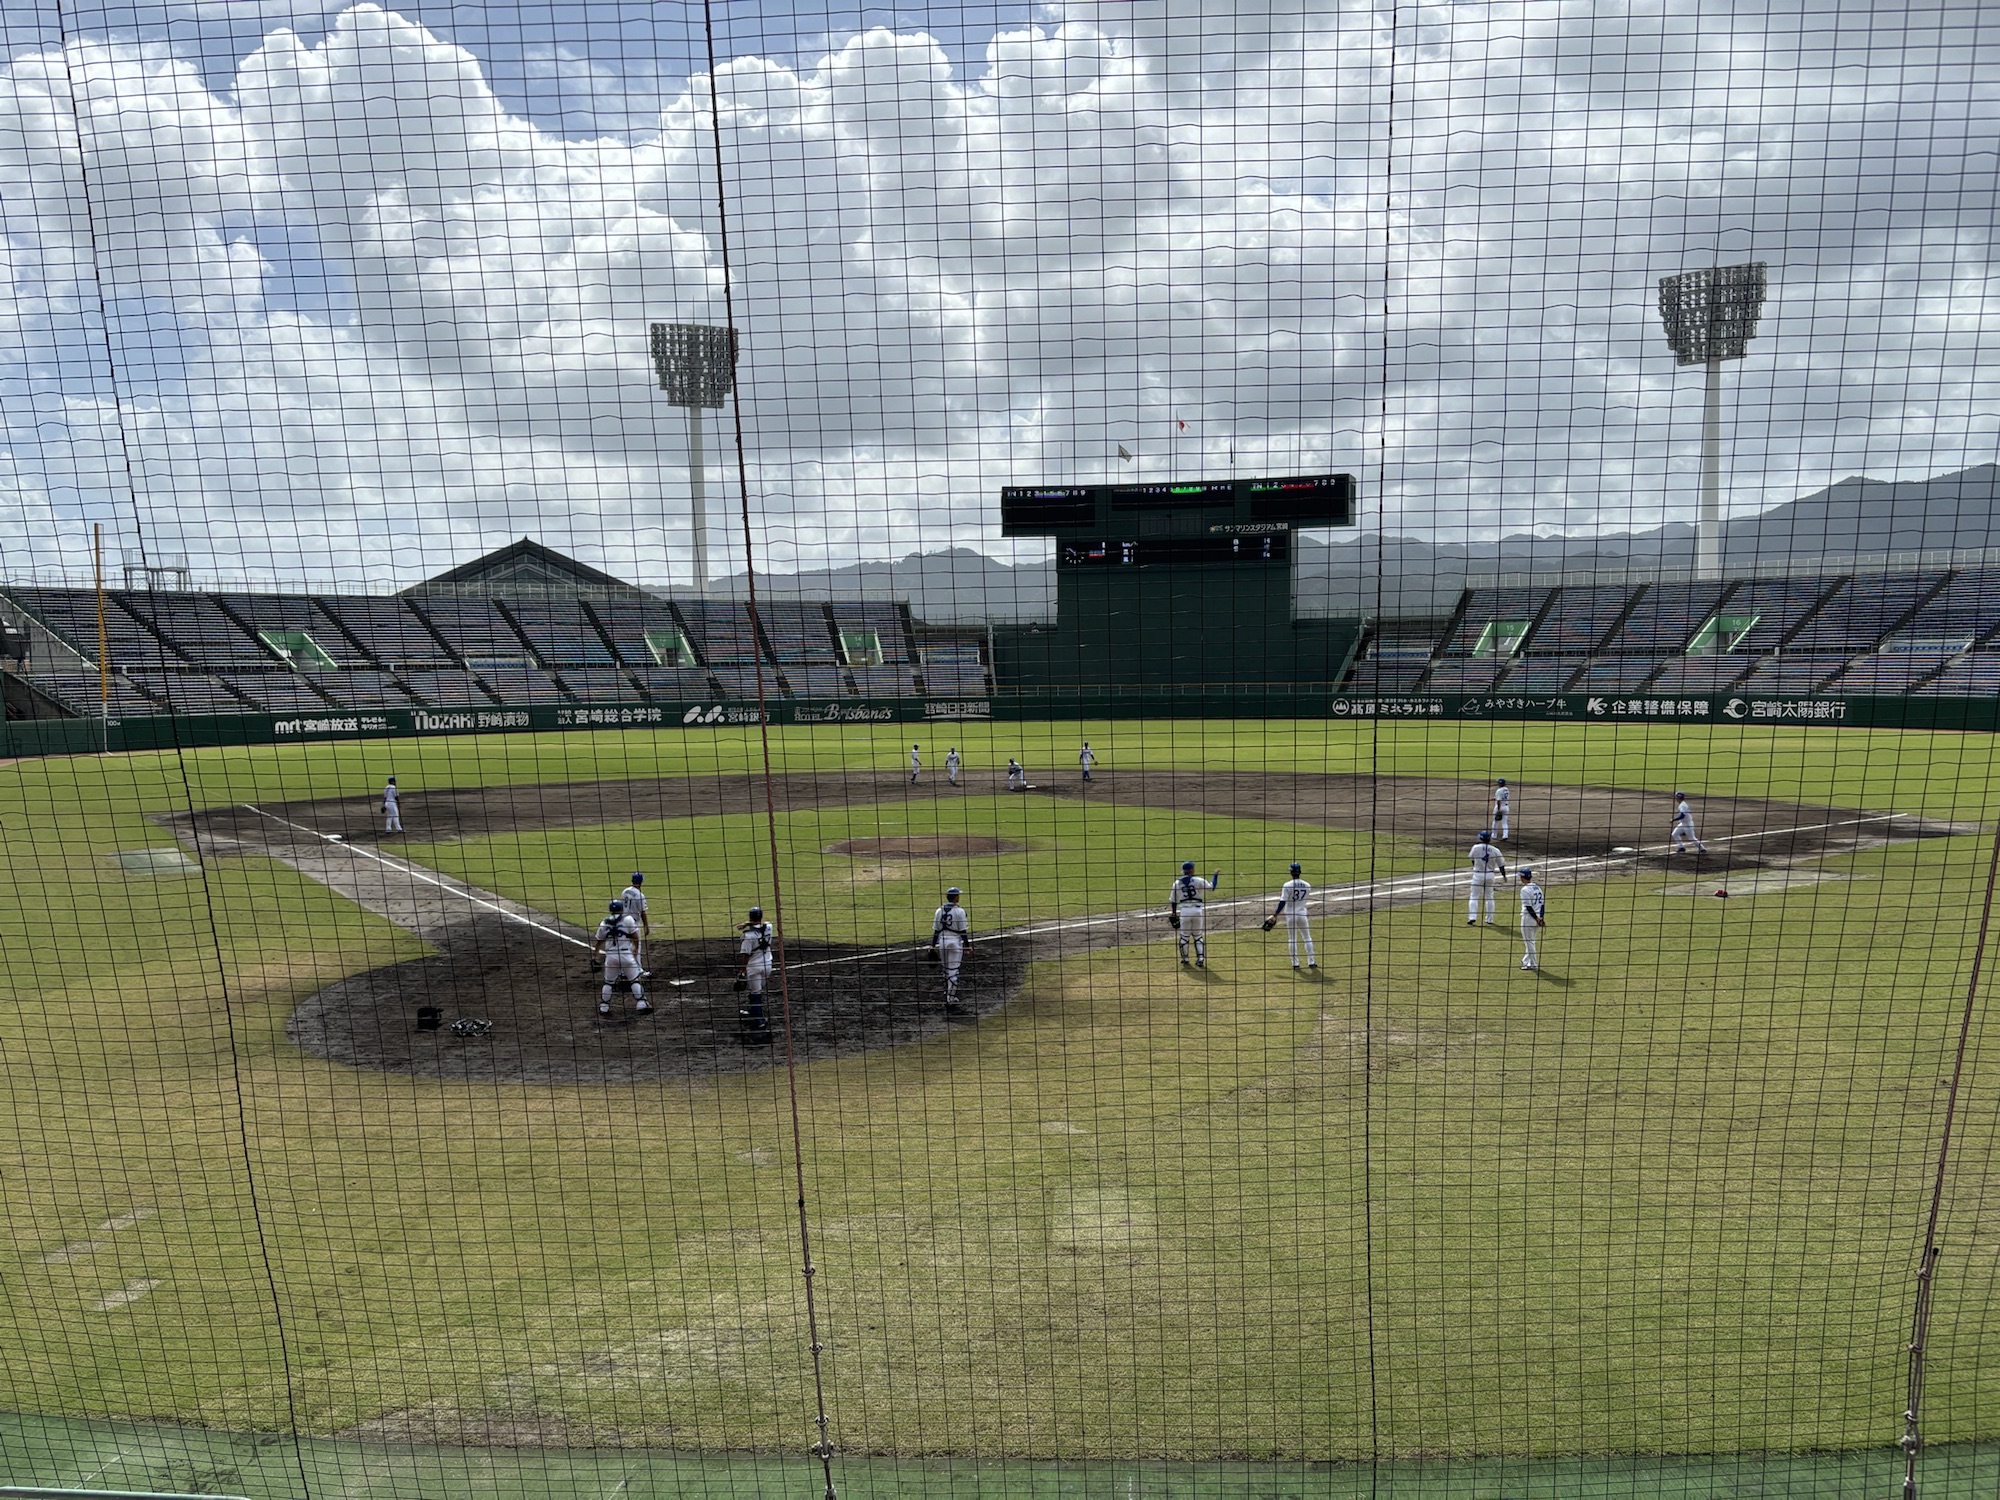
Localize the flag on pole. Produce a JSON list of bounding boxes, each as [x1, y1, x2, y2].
[[1177, 419, 1188, 432], [1117, 444, 1133, 462]]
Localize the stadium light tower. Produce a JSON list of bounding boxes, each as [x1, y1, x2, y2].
[[1657, 262, 1768, 580], [649, 321, 738, 592]]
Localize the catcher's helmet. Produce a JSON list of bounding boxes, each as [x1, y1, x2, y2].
[[1182, 860, 1196, 873], [748, 905, 764, 921], [1289, 862, 1302, 875], [945, 887, 961, 900], [608, 900, 624, 914]]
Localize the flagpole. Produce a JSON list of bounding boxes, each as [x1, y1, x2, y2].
[[94, 523, 110, 751]]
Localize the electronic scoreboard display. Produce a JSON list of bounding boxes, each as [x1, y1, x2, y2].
[[1001, 473, 1353, 539], [1059, 535, 1289, 567]]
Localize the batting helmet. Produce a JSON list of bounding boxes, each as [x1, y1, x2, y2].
[[748, 906, 764, 921]]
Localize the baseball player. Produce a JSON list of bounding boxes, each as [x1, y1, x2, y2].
[[1490, 778, 1511, 841], [946, 747, 961, 786], [1079, 741, 1096, 783], [736, 906, 775, 1032], [1517, 868, 1546, 971], [909, 743, 922, 782], [929, 886, 971, 1013], [1262, 862, 1316, 968], [1467, 830, 1507, 924], [592, 900, 651, 1017], [1007, 757, 1026, 793], [381, 776, 401, 834], [1168, 859, 1221, 967], [1670, 790, 1708, 854], [618, 871, 651, 973]]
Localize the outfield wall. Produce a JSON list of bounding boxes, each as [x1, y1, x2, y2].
[[4, 690, 1994, 757]]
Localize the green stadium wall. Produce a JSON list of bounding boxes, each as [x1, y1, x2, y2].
[[3, 690, 1994, 759]]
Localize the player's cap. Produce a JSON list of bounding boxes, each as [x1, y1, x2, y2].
[[748, 905, 763, 920], [386, 775, 396, 783], [630, 872, 643, 884], [1497, 778, 1506, 785], [1673, 790, 1684, 797], [1478, 830, 1491, 842], [1182, 860, 1196, 873], [1518, 868, 1533, 880], [945, 887, 961, 899], [608, 900, 624, 913], [1289, 862, 1302, 875]]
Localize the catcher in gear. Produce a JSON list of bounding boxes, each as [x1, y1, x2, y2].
[[1168, 860, 1219, 966], [929, 887, 971, 1013], [737, 907, 775, 1031], [592, 900, 651, 1017]]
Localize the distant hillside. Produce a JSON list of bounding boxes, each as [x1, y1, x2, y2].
[[714, 463, 2000, 624]]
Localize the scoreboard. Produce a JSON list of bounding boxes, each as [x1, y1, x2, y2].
[[1001, 473, 1354, 544]]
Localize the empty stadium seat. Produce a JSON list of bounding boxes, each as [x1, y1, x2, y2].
[[503, 601, 620, 667], [317, 597, 454, 668]]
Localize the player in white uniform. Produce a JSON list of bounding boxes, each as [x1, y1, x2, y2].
[[592, 900, 651, 1017], [909, 743, 922, 782], [1490, 779, 1511, 841], [1263, 862, 1316, 968], [1467, 830, 1507, 924], [736, 906, 775, 1034], [1517, 869, 1546, 970], [946, 747, 961, 786], [1670, 791, 1708, 853], [1169, 860, 1220, 967], [1079, 742, 1096, 783], [381, 776, 401, 834], [618, 871, 651, 974], [1007, 758, 1026, 792], [929, 886, 971, 1013]]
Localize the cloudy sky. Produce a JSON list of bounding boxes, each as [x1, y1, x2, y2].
[[1, 0, 1995, 589]]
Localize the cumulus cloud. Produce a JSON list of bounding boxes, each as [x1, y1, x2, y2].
[[0, 0, 1995, 588]]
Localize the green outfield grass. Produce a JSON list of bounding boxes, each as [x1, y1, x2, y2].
[[1, 720, 1996, 1477]]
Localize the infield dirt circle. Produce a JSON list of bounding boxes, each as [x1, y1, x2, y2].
[[825, 834, 1024, 858]]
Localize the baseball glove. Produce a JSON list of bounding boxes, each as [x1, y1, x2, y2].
[[1167, 912, 1181, 930], [1261, 917, 1276, 931], [732, 977, 748, 992], [589, 958, 602, 973], [924, 944, 940, 962]]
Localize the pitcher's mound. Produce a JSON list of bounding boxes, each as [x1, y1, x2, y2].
[[826, 835, 1023, 859]]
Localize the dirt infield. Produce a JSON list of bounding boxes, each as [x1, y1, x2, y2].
[[289, 916, 1026, 1084], [180, 768, 1937, 867], [825, 834, 1023, 859]]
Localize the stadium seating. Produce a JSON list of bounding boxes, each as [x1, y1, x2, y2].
[[758, 603, 841, 664], [1913, 652, 2000, 695], [25, 670, 170, 715], [1644, 657, 1756, 694], [216, 672, 342, 713], [396, 670, 496, 707], [850, 665, 919, 697], [306, 670, 417, 711], [502, 601, 620, 667], [472, 666, 570, 704], [1889, 567, 2000, 647], [1785, 573, 1948, 653], [1524, 585, 1640, 655], [127, 593, 281, 669], [1438, 588, 1553, 657], [681, 602, 764, 665], [1421, 662, 1507, 692], [628, 665, 717, 699], [1499, 661, 1584, 692], [4, 587, 189, 668], [315, 598, 453, 669], [1598, 582, 1733, 654], [213, 594, 375, 668], [831, 603, 913, 662], [555, 667, 645, 703], [122, 669, 255, 714], [782, 666, 851, 699], [406, 597, 529, 666], [1732, 655, 1856, 695]]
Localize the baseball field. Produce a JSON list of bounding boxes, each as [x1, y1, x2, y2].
[[2, 718, 1997, 1493]]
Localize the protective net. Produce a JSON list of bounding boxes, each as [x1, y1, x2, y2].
[[3, 2, 2000, 1497]]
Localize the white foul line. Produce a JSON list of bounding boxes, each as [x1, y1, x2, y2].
[[237, 804, 591, 950]]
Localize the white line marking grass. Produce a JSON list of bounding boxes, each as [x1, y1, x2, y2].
[[89, 1278, 163, 1311], [36, 1206, 157, 1265]]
